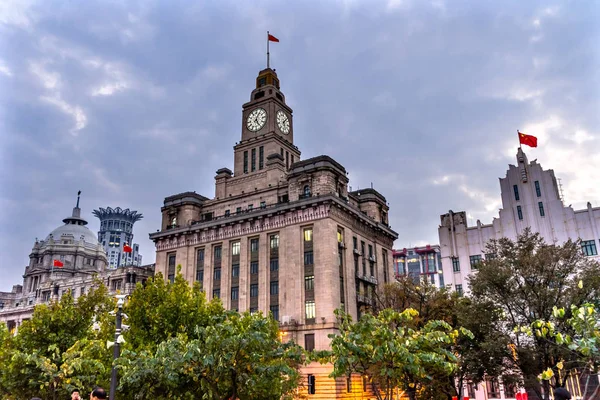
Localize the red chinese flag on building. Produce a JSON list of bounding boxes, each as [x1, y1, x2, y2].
[[123, 244, 133, 253], [53, 259, 64, 268], [268, 33, 279, 42], [518, 131, 538, 148]]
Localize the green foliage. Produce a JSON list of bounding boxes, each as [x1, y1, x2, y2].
[[319, 307, 470, 400], [124, 271, 223, 351], [0, 282, 114, 400], [469, 228, 600, 400], [118, 311, 303, 399]]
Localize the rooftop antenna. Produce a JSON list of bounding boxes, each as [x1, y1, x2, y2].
[[76, 190, 81, 208], [370, 182, 373, 189]]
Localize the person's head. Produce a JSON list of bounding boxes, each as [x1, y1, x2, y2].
[[90, 387, 107, 400], [71, 389, 81, 399], [554, 387, 572, 400]]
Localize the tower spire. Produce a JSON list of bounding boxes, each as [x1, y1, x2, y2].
[[76, 190, 81, 208]]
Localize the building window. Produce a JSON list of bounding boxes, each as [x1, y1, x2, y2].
[[513, 185, 520, 201], [305, 333, 315, 352], [581, 240, 598, 256], [248, 204, 253, 210], [213, 289, 220, 299], [250, 261, 259, 274], [250, 238, 259, 253], [232, 242, 240, 255], [337, 228, 343, 243], [535, 180, 541, 197], [517, 205, 523, 220], [251, 148, 256, 172], [270, 234, 279, 249], [250, 284, 258, 297], [260, 201, 266, 208], [214, 246, 222, 260], [485, 253, 496, 260], [214, 268, 221, 280], [270, 259, 279, 271], [470, 255, 482, 269], [231, 286, 239, 300], [270, 281, 279, 295], [353, 236, 357, 250], [196, 269, 204, 283], [305, 300, 316, 319], [538, 202, 545, 217], [304, 228, 313, 242], [270, 305, 279, 321], [243, 151, 248, 174], [305, 275, 315, 290], [307, 375, 316, 395], [167, 253, 176, 283], [231, 263, 240, 277], [249, 307, 257, 314], [304, 251, 314, 266], [236, 207, 242, 214], [259, 146, 264, 170], [455, 284, 463, 296]]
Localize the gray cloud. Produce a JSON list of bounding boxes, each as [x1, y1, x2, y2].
[[1, 0, 598, 290]]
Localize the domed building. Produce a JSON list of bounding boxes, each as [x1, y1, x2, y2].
[[0, 193, 154, 333]]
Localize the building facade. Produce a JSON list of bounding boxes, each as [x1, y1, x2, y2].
[[439, 148, 600, 296], [150, 67, 398, 398], [93, 206, 143, 268], [0, 196, 154, 333], [393, 244, 444, 288]]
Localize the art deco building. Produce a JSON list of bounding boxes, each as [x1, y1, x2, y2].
[[93, 207, 143, 268], [0, 195, 154, 333], [393, 244, 444, 288], [439, 148, 600, 296], [150, 67, 398, 398]]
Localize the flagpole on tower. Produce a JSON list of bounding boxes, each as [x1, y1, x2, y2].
[[517, 130, 522, 150], [267, 31, 270, 69]]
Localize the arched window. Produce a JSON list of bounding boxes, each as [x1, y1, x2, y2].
[[303, 185, 311, 198]]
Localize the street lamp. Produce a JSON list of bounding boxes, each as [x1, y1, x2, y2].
[[107, 294, 128, 399]]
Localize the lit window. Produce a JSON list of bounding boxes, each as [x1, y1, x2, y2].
[[305, 300, 316, 319], [305, 276, 314, 290], [304, 228, 313, 242], [337, 229, 343, 243], [270, 234, 279, 249], [231, 242, 240, 255]]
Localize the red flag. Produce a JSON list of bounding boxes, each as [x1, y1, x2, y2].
[[123, 244, 133, 253], [268, 33, 279, 42], [518, 131, 538, 148], [53, 259, 64, 268]]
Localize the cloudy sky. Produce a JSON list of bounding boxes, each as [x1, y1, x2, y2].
[[1, 0, 598, 290]]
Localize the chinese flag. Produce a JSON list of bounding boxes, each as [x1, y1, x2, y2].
[[123, 244, 133, 253], [268, 33, 279, 42], [53, 259, 64, 268], [518, 131, 538, 148]]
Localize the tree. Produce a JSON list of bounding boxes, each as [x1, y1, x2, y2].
[[118, 311, 303, 399], [469, 228, 600, 400], [377, 278, 515, 399], [523, 301, 600, 399], [318, 308, 471, 400], [0, 282, 115, 400]]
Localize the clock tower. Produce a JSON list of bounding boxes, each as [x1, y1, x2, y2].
[[233, 68, 300, 176]]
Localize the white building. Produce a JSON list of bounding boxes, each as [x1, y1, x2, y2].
[[439, 148, 600, 295], [393, 245, 445, 288]]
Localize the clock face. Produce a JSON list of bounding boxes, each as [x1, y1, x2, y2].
[[276, 110, 290, 134], [246, 108, 267, 132]]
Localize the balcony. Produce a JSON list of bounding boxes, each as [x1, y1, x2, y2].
[[356, 273, 378, 285]]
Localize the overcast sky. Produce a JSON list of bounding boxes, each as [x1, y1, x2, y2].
[[1, 0, 598, 291]]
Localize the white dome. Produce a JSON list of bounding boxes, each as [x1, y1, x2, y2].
[[46, 223, 99, 246]]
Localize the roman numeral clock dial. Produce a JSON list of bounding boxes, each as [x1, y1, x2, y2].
[[276, 110, 290, 134], [246, 108, 267, 132]]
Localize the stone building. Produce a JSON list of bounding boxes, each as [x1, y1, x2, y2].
[[438, 148, 600, 297], [393, 244, 444, 288], [0, 195, 154, 332], [150, 67, 398, 398], [93, 206, 144, 268]]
